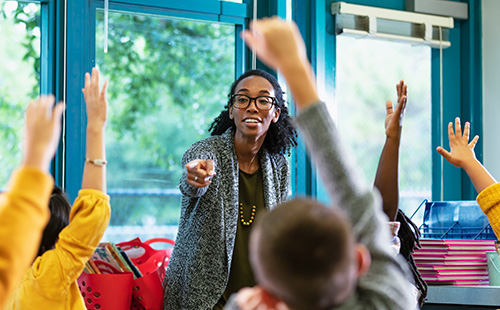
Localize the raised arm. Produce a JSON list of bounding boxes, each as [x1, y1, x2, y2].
[[27, 69, 111, 298], [373, 81, 407, 220], [239, 17, 416, 310], [436, 118, 496, 193], [22, 95, 65, 172], [0, 96, 63, 306], [82, 67, 108, 191]]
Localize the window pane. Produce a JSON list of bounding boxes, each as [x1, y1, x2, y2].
[[0, 1, 40, 188], [335, 36, 431, 226], [95, 11, 235, 242]]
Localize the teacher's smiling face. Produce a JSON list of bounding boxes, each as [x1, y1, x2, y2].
[[229, 75, 281, 143]]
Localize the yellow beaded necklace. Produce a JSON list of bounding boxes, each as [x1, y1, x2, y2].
[[239, 168, 260, 226], [239, 203, 256, 226]]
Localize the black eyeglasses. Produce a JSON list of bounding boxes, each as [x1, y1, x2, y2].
[[230, 94, 276, 111]]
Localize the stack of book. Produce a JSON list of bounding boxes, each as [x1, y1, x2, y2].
[[413, 239, 497, 286], [84, 242, 143, 278]]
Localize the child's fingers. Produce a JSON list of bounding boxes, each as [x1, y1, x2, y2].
[[84, 72, 91, 90], [101, 80, 108, 99], [469, 135, 479, 148], [454, 117, 462, 138], [394, 96, 407, 122], [91, 67, 99, 88], [385, 100, 393, 116], [33, 95, 55, 120], [463, 121, 471, 142], [51, 102, 65, 124], [396, 81, 403, 98], [447, 121, 455, 141], [95, 67, 100, 86], [241, 30, 258, 50], [397, 95, 407, 111], [436, 146, 453, 163]]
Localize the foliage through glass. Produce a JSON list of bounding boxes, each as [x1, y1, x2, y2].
[[0, 1, 40, 188], [335, 36, 431, 226], [95, 11, 235, 242]]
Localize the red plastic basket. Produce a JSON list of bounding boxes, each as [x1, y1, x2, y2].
[[117, 237, 175, 280], [78, 262, 134, 310], [78, 238, 175, 310]]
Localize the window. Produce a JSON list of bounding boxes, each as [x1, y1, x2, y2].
[[335, 35, 431, 225], [95, 10, 236, 242], [0, 0, 40, 187]]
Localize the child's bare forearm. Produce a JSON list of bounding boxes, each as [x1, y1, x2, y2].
[[279, 61, 320, 111], [461, 158, 497, 194], [374, 138, 400, 220]]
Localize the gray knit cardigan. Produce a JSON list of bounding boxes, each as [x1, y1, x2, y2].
[[163, 128, 290, 310]]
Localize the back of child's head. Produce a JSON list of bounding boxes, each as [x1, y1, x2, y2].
[[250, 198, 358, 310], [37, 185, 71, 256]]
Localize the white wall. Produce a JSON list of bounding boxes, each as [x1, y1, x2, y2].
[[482, 0, 500, 180]]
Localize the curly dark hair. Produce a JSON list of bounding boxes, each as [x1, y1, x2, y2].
[[208, 69, 297, 155]]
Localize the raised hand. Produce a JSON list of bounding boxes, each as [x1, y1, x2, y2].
[[241, 17, 307, 73], [436, 117, 479, 168], [22, 95, 65, 172], [436, 117, 496, 193], [82, 67, 108, 129], [384, 80, 407, 141], [373, 81, 407, 220], [81, 67, 108, 191], [185, 159, 216, 188]]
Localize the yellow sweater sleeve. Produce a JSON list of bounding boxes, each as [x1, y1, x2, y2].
[[0, 167, 53, 307], [477, 182, 500, 240], [28, 189, 110, 300]]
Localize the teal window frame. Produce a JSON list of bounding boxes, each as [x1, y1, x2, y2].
[[64, 0, 258, 201]]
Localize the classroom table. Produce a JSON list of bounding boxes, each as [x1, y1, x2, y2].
[[422, 286, 500, 310]]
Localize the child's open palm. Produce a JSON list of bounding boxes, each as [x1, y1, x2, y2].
[[436, 117, 479, 168]]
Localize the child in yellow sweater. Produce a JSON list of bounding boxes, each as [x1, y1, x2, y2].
[[437, 118, 500, 238], [0, 96, 64, 308], [4, 67, 110, 310]]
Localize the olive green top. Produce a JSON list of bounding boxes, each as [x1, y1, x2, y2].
[[214, 168, 265, 309]]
